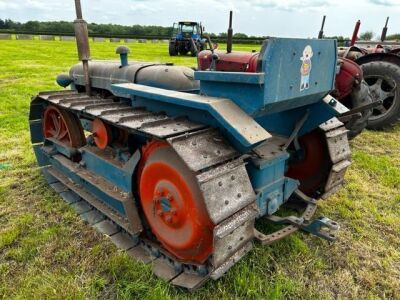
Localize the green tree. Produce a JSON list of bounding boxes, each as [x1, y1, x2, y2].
[[233, 32, 248, 38], [386, 34, 400, 40], [359, 31, 374, 41]]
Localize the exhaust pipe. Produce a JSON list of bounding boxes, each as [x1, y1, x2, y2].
[[74, 0, 91, 96], [318, 15, 326, 39], [350, 20, 361, 46], [380, 17, 389, 42], [227, 11, 233, 53]]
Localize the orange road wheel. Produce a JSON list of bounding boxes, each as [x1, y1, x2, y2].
[[92, 118, 111, 150], [43, 105, 85, 147], [138, 141, 214, 263]]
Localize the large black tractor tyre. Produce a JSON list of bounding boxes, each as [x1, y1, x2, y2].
[[169, 41, 178, 56], [178, 44, 189, 55], [346, 80, 373, 139], [361, 61, 400, 130]]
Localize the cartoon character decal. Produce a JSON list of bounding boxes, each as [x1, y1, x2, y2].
[[300, 45, 313, 91]]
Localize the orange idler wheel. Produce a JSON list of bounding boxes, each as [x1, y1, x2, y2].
[[43, 105, 85, 147], [92, 118, 111, 150], [138, 141, 214, 263]]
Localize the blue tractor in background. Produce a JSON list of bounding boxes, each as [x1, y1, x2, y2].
[[169, 21, 206, 56]]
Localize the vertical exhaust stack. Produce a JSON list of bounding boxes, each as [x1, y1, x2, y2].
[[380, 17, 389, 42], [227, 11, 233, 53], [350, 20, 361, 46], [74, 0, 91, 96], [318, 15, 326, 39]]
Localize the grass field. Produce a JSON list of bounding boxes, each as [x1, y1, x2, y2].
[[0, 40, 399, 299]]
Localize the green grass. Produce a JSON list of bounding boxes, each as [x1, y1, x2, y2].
[[0, 40, 399, 299]]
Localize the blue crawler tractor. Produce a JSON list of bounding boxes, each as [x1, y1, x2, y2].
[[29, 1, 351, 290]]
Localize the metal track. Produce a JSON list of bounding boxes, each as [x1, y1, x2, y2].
[[318, 118, 352, 199], [29, 90, 258, 291]]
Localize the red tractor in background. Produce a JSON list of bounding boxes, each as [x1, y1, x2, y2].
[[198, 12, 373, 139], [337, 18, 400, 130]]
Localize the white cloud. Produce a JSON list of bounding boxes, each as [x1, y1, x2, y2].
[[0, 1, 21, 10], [244, 0, 334, 12], [368, 0, 399, 6]]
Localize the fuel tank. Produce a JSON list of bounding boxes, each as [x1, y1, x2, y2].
[[69, 61, 199, 93], [334, 57, 363, 100], [197, 50, 259, 72]]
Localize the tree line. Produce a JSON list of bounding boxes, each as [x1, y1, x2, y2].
[[0, 19, 172, 36], [1, 19, 398, 41], [0, 19, 257, 39]]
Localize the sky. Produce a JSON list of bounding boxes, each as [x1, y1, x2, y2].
[[0, 0, 399, 38]]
